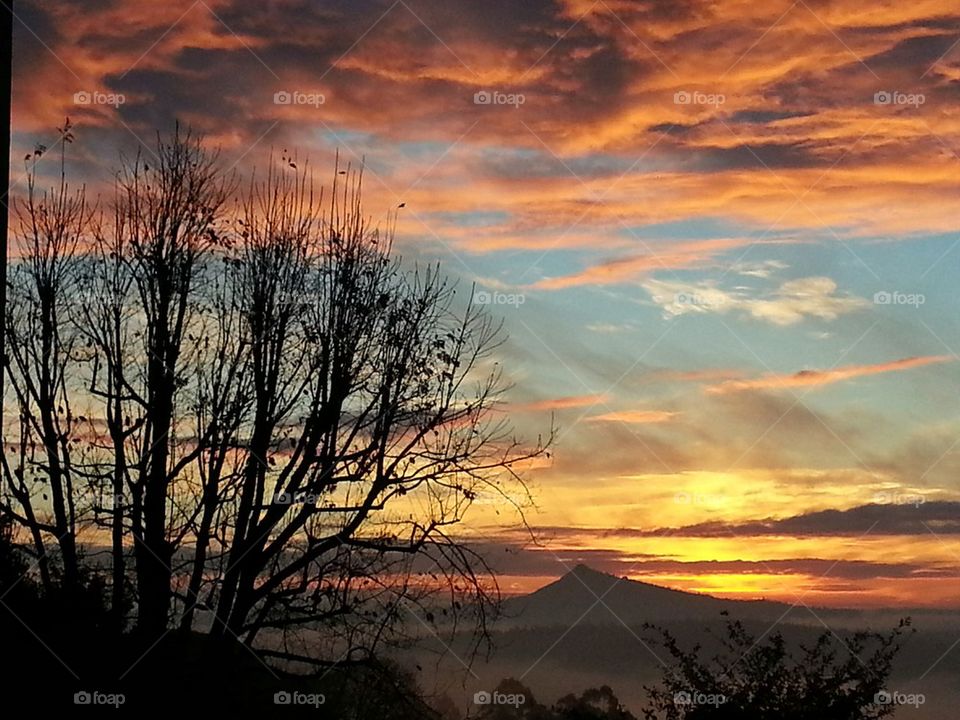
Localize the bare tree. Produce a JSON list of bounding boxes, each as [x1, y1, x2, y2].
[[176, 243, 252, 631], [75, 172, 140, 630], [106, 125, 232, 635], [3, 127, 548, 665], [199, 159, 548, 665], [2, 121, 87, 595]]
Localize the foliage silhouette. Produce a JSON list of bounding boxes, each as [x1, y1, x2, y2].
[[641, 613, 911, 719]]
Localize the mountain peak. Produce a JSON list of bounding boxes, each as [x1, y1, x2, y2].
[[504, 563, 791, 629], [566, 564, 618, 581], [555, 564, 625, 593]]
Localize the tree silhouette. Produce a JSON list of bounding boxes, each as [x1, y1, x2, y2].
[[641, 614, 910, 720], [1, 0, 12, 437], [2, 120, 87, 597], [555, 686, 637, 719], [1, 126, 549, 672]]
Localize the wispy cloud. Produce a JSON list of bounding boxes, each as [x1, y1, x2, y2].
[[513, 393, 608, 411], [530, 238, 756, 290], [644, 276, 870, 326], [587, 409, 678, 424], [706, 355, 954, 395]]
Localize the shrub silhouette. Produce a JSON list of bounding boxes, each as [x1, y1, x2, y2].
[[641, 614, 911, 720]]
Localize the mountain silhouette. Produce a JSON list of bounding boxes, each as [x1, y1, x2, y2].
[[501, 564, 797, 627]]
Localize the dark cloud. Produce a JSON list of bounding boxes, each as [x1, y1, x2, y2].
[[650, 501, 960, 537], [728, 109, 814, 124], [696, 142, 824, 171], [863, 31, 960, 72], [630, 558, 954, 580], [458, 536, 954, 581]]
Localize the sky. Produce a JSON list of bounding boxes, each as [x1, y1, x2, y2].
[[8, 0, 960, 608]]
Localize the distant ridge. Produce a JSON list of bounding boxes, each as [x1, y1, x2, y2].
[[501, 564, 797, 627]]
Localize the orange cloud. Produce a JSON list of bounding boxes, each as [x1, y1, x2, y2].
[[530, 238, 758, 290], [706, 356, 954, 395], [12, 0, 960, 252], [514, 393, 608, 411], [588, 410, 678, 424]]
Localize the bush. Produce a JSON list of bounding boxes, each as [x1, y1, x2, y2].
[[641, 614, 911, 720]]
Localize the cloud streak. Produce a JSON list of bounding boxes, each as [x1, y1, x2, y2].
[[587, 409, 678, 423], [644, 276, 871, 325], [706, 355, 953, 395]]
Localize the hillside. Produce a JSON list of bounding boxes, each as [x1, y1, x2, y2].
[[501, 564, 798, 627]]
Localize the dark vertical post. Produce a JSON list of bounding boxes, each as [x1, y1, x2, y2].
[[0, 1, 11, 425]]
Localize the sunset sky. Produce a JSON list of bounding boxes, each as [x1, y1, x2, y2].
[[9, 0, 960, 608]]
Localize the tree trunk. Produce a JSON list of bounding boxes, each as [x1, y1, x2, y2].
[[135, 313, 175, 636]]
